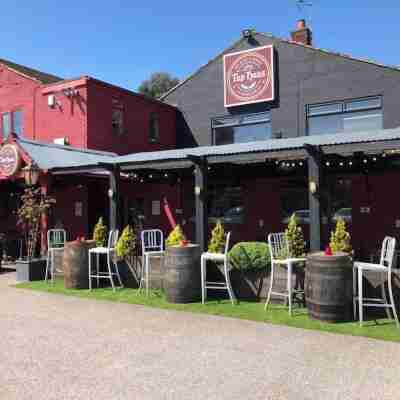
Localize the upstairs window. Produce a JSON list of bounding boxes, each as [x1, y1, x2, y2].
[[212, 112, 271, 145], [2, 110, 23, 140], [112, 99, 124, 135], [149, 112, 160, 143], [307, 96, 382, 136]]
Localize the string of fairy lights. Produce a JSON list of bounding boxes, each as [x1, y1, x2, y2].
[[127, 152, 393, 182]]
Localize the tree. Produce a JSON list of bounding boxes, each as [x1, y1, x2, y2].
[[17, 187, 56, 259], [166, 225, 186, 247], [330, 218, 352, 254], [93, 217, 107, 247], [208, 221, 226, 253], [138, 72, 180, 99], [285, 214, 306, 258]]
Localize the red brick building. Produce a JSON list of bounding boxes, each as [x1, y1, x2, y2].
[[0, 59, 178, 258]]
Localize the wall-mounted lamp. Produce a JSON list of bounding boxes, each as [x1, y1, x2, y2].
[[309, 180, 318, 195], [22, 163, 40, 186], [107, 188, 114, 199]]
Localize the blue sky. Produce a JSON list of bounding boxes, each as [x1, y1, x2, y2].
[[1, 1, 399, 90]]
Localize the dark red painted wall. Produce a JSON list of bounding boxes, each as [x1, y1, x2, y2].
[[86, 79, 176, 154]]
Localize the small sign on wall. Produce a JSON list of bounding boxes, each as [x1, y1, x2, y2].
[[75, 202, 83, 217], [152, 200, 161, 216]]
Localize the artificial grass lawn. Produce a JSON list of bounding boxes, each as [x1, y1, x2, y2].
[[16, 279, 400, 343]]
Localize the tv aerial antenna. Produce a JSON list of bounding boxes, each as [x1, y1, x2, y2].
[[295, 0, 313, 28]]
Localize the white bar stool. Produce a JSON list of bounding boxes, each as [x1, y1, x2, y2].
[[201, 232, 236, 305], [265, 232, 306, 316]]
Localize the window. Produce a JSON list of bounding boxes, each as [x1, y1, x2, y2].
[[1, 110, 22, 140], [307, 96, 382, 136], [13, 110, 23, 136], [212, 112, 271, 145], [2, 113, 11, 140], [112, 99, 124, 135], [149, 112, 159, 143], [208, 185, 244, 224]]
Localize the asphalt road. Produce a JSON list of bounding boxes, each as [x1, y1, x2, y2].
[[1, 270, 399, 400]]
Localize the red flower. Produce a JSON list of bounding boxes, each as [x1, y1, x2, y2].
[[324, 246, 333, 256]]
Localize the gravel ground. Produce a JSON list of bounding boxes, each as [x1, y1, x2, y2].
[[1, 270, 399, 400]]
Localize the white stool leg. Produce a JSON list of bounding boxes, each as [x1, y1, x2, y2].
[[358, 267, 363, 326], [388, 273, 399, 328], [89, 252, 92, 291], [201, 256, 206, 304], [381, 271, 392, 320], [107, 252, 115, 291], [353, 267, 357, 320], [113, 252, 123, 288], [45, 251, 50, 282], [264, 262, 274, 311], [51, 250, 55, 284], [287, 261, 293, 316], [145, 254, 149, 296], [225, 263, 236, 305], [96, 253, 100, 288]]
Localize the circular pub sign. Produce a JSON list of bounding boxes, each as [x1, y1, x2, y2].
[[0, 144, 21, 177], [224, 45, 274, 107]]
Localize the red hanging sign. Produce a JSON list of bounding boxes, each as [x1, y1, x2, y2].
[[0, 144, 21, 177], [224, 45, 274, 107]]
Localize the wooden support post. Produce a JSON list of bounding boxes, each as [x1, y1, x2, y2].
[[189, 156, 208, 253], [108, 165, 120, 232], [305, 144, 323, 252]]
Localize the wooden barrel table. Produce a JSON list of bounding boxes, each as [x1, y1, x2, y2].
[[63, 240, 96, 289], [305, 252, 353, 322], [164, 244, 201, 303]]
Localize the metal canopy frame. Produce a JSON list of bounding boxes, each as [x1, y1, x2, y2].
[[47, 135, 400, 252]]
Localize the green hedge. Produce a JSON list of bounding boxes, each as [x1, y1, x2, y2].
[[228, 242, 271, 272]]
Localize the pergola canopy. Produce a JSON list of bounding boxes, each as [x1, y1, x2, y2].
[[49, 127, 400, 173]]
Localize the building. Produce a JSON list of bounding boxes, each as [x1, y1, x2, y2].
[[2, 20, 400, 260], [0, 60, 177, 257]]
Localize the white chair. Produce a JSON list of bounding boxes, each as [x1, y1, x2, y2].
[[139, 229, 165, 296], [88, 230, 122, 291], [201, 232, 236, 305], [353, 236, 399, 327], [265, 233, 306, 315], [45, 229, 66, 284]]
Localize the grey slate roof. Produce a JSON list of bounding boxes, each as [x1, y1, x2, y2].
[[17, 138, 116, 170], [0, 58, 62, 84], [103, 128, 400, 166]]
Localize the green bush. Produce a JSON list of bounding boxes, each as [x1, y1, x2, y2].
[[229, 242, 271, 272]]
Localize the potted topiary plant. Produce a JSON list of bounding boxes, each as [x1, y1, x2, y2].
[[305, 217, 353, 322], [164, 225, 201, 303], [115, 225, 138, 287], [208, 220, 225, 253], [16, 187, 56, 281], [285, 214, 306, 258], [93, 217, 107, 247]]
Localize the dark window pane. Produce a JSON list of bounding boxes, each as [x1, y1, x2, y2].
[[13, 110, 23, 136], [343, 109, 382, 132], [208, 186, 244, 224], [2, 113, 10, 140], [149, 112, 160, 143], [112, 99, 124, 134], [345, 97, 381, 111], [215, 122, 271, 144], [307, 114, 343, 135], [308, 103, 342, 116], [233, 123, 272, 143]]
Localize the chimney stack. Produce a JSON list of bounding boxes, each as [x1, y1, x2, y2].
[[290, 19, 312, 46]]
